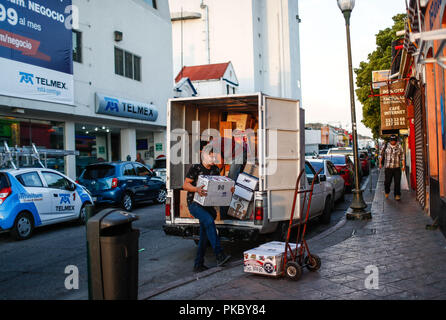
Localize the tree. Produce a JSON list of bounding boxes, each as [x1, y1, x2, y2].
[[354, 14, 406, 139]]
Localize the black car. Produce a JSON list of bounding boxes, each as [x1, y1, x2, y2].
[[78, 161, 166, 211]]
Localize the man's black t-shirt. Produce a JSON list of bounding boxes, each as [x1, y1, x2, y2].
[[185, 164, 220, 204]]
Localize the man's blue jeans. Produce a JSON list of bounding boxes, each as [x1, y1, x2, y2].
[[188, 202, 223, 267]]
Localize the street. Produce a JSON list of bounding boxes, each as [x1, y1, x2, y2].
[[0, 172, 373, 300]]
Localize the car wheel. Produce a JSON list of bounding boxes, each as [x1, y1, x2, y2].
[[10, 212, 34, 241], [121, 192, 134, 211], [155, 187, 167, 204], [78, 203, 90, 225], [320, 197, 332, 225]]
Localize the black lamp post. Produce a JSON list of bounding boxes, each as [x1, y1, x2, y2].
[[337, 0, 371, 220]]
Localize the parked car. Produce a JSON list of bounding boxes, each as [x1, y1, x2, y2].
[[77, 161, 166, 211], [152, 156, 166, 183], [327, 147, 353, 156], [347, 155, 363, 180], [0, 168, 94, 240], [308, 159, 345, 204], [319, 155, 355, 192], [359, 151, 370, 176], [318, 150, 329, 156]]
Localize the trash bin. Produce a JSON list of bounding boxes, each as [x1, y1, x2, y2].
[[87, 208, 139, 300]]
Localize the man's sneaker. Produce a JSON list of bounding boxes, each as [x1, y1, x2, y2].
[[395, 195, 401, 201], [193, 265, 209, 273], [385, 193, 389, 199], [216, 253, 231, 267]]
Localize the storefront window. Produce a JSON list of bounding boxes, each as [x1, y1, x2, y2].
[[75, 124, 120, 178], [0, 116, 64, 171]]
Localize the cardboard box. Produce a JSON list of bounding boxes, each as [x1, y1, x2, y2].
[[243, 246, 285, 277], [227, 114, 250, 131], [228, 194, 253, 220], [236, 172, 259, 191], [243, 163, 259, 179], [220, 121, 236, 139], [194, 175, 235, 207], [181, 190, 222, 220], [180, 190, 194, 218], [234, 184, 254, 201], [259, 241, 300, 252]]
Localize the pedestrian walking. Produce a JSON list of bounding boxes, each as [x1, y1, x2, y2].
[[136, 152, 146, 165], [182, 141, 233, 272], [379, 135, 406, 201]]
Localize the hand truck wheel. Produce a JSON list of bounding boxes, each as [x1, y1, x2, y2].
[[305, 254, 321, 272], [285, 261, 303, 281]]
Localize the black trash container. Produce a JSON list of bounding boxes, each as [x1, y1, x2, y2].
[[87, 208, 139, 300]]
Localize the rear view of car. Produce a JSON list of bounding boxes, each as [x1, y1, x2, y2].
[[320, 155, 354, 191], [78, 164, 121, 207]]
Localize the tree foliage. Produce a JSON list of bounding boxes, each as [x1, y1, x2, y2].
[[354, 14, 406, 139]]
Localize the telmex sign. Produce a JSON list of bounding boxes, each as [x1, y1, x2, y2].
[[95, 93, 159, 122]]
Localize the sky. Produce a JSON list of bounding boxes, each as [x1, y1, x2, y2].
[[299, 0, 407, 137]]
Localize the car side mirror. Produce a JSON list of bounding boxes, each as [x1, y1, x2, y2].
[[319, 175, 327, 182], [67, 182, 77, 191]]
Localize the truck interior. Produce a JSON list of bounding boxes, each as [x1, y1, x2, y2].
[[168, 94, 262, 222]]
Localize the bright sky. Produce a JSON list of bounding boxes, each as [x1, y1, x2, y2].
[[299, 0, 406, 137]]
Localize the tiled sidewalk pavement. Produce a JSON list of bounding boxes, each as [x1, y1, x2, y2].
[[194, 170, 446, 300]]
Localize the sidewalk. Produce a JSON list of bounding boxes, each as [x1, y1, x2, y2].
[[149, 170, 446, 300]]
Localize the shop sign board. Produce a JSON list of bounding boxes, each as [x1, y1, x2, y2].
[[96, 93, 159, 122], [372, 70, 391, 89], [380, 80, 408, 132], [0, 0, 74, 105]]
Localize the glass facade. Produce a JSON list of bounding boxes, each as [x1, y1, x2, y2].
[[0, 116, 65, 171]]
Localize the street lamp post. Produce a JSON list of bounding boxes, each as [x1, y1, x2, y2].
[[337, 0, 371, 220]]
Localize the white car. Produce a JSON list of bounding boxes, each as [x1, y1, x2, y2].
[[0, 168, 94, 240], [308, 159, 345, 204], [327, 147, 353, 156]]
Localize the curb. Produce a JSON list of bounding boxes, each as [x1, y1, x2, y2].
[[140, 260, 242, 300]]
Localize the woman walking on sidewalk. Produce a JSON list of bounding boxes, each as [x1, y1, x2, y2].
[[379, 135, 405, 201]]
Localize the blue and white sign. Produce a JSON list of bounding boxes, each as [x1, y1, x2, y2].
[[0, 0, 74, 104], [96, 93, 159, 122]]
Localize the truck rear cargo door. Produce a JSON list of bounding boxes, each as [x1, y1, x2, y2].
[[262, 96, 305, 222]]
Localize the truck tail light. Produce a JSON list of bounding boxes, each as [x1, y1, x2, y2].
[[165, 197, 172, 219], [254, 199, 263, 225], [0, 187, 12, 205], [111, 178, 119, 189]]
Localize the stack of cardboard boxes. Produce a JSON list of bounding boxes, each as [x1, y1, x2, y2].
[[228, 164, 259, 220]]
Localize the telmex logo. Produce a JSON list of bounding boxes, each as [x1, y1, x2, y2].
[[19, 72, 68, 90], [105, 97, 120, 112], [19, 72, 34, 85], [60, 194, 71, 205]]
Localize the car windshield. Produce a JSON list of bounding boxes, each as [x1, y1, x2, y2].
[[309, 161, 324, 174], [82, 165, 115, 180], [153, 159, 166, 169], [0, 173, 8, 189]]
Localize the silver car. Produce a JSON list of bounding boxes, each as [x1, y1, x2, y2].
[[309, 159, 346, 203]]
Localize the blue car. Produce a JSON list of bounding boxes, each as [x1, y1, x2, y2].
[[78, 162, 166, 211], [0, 168, 94, 240]]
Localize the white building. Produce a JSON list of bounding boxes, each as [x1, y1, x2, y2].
[[0, 0, 173, 178], [305, 129, 321, 156], [175, 62, 239, 96], [169, 0, 302, 100]]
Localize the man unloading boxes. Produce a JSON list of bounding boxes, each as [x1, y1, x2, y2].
[[182, 141, 234, 272]]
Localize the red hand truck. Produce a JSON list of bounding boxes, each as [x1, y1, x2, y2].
[[281, 167, 323, 281]]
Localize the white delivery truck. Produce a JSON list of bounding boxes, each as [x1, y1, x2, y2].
[[163, 93, 333, 242]]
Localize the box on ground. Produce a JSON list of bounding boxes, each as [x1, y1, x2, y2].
[[243, 246, 284, 277], [228, 194, 253, 220], [243, 241, 302, 276], [194, 175, 235, 207]]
